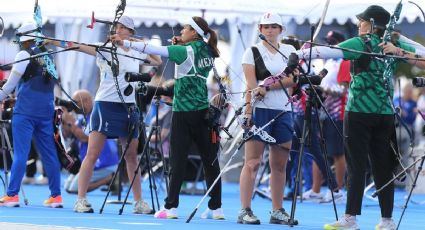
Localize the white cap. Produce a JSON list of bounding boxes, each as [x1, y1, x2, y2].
[[117, 16, 135, 31], [259, 12, 283, 26], [16, 22, 39, 42]]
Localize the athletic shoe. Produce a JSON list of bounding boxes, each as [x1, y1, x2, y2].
[[302, 189, 323, 201], [237, 208, 260, 224], [73, 198, 94, 213], [133, 200, 153, 214], [303, 189, 323, 201], [34, 175, 48, 185], [270, 208, 298, 225], [0, 195, 19, 207], [324, 215, 360, 230], [200, 207, 225, 220], [154, 207, 178, 219], [320, 190, 346, 203], [375, 218, 396, 230], [43, 195, 63, 208], [22, 176, 36, 185]]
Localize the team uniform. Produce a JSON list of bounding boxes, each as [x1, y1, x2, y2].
[[337, 34, 414, 218], [241, 42, 295, 144], [0, 47, 62, 207], [90, 45, 147, 138], [163, 40, 222, 212]]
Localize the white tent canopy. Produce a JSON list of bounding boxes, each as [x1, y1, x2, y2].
[[1, 0, 424, 28], [1, 0, 425, 97], [0, 0, 296, 28]]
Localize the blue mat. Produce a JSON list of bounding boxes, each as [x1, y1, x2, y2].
[[1, 174, 425, 230]]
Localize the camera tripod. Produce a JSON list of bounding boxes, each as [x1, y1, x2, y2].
[[288, 85, 341, 226], [99, 106, 160, 214], [118, 96, 170, 214], [0, 120, 28, 205]]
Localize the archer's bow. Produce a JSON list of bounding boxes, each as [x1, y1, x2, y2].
[[0, 16, 4, 38], [33, 0, 58, 79], [98, 0, 130, 114], [312, 0, 330, 43], [409, 1, 425, 22], [107, 0, 125, 79]]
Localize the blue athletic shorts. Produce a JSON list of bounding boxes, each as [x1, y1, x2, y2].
[[90, 101, 139, 139], [251, 107, 294, 144]]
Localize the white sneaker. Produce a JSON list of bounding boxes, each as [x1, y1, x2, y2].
[[154, 207, 178, 219], [320, 190, 346, 204], [324, 215, 360, 230], [63, 174, 75, 191], [22, 176, 36, 185], [302, 189, 323, 201], [133, 200, 153, 214], [375, 218, 396, 230], [73, 198, 94, 213], [200, 208, 225, 220], [34, 175, 48, 185]]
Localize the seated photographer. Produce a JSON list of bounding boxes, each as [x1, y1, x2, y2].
[[61, 90, 119, 194]]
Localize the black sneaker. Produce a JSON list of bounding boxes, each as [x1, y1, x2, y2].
[[237, 208, 260, 225], [270, 208, 298, 225]]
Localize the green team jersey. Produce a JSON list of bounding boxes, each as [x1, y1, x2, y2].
[[167, 40, 214, 112], [338, 34, 414, 114]]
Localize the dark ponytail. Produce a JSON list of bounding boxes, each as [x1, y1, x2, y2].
[[192, 16, 220, 58]]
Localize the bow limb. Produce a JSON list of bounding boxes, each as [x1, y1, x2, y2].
[[108, 0, 126, 77], [0, 16, 4, 38], [312, 0, 330, 42], [33, 0, 59, 79], [408, 1, 425, 22], [103, 0, 131, 115]]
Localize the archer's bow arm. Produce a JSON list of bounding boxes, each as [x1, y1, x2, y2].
[[296, 46, 344, 60]]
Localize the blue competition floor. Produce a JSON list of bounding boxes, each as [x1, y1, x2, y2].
[[1, 174, 425, 230]]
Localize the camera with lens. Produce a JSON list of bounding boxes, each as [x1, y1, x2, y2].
[[55, 97, 82, 114], [1, 98, 15, 120], [413, 77, 425, 87], [141, 84, 174, 98], [284, 53, 325, 86]]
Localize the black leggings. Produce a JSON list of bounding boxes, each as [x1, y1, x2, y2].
[[344, 111, 397, 217], [165, 109, 222, 210]]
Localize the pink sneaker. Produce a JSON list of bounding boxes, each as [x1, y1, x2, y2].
[[154, 207, 178, 219]]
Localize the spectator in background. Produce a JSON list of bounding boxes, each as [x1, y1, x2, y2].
[[319, 30, 350, 203], [148, 80, 174, 159], [415, 87, 425, 146], [393, 83, 417, 167], [61, 90, 119, 194], [281, 35, 301, 50]]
